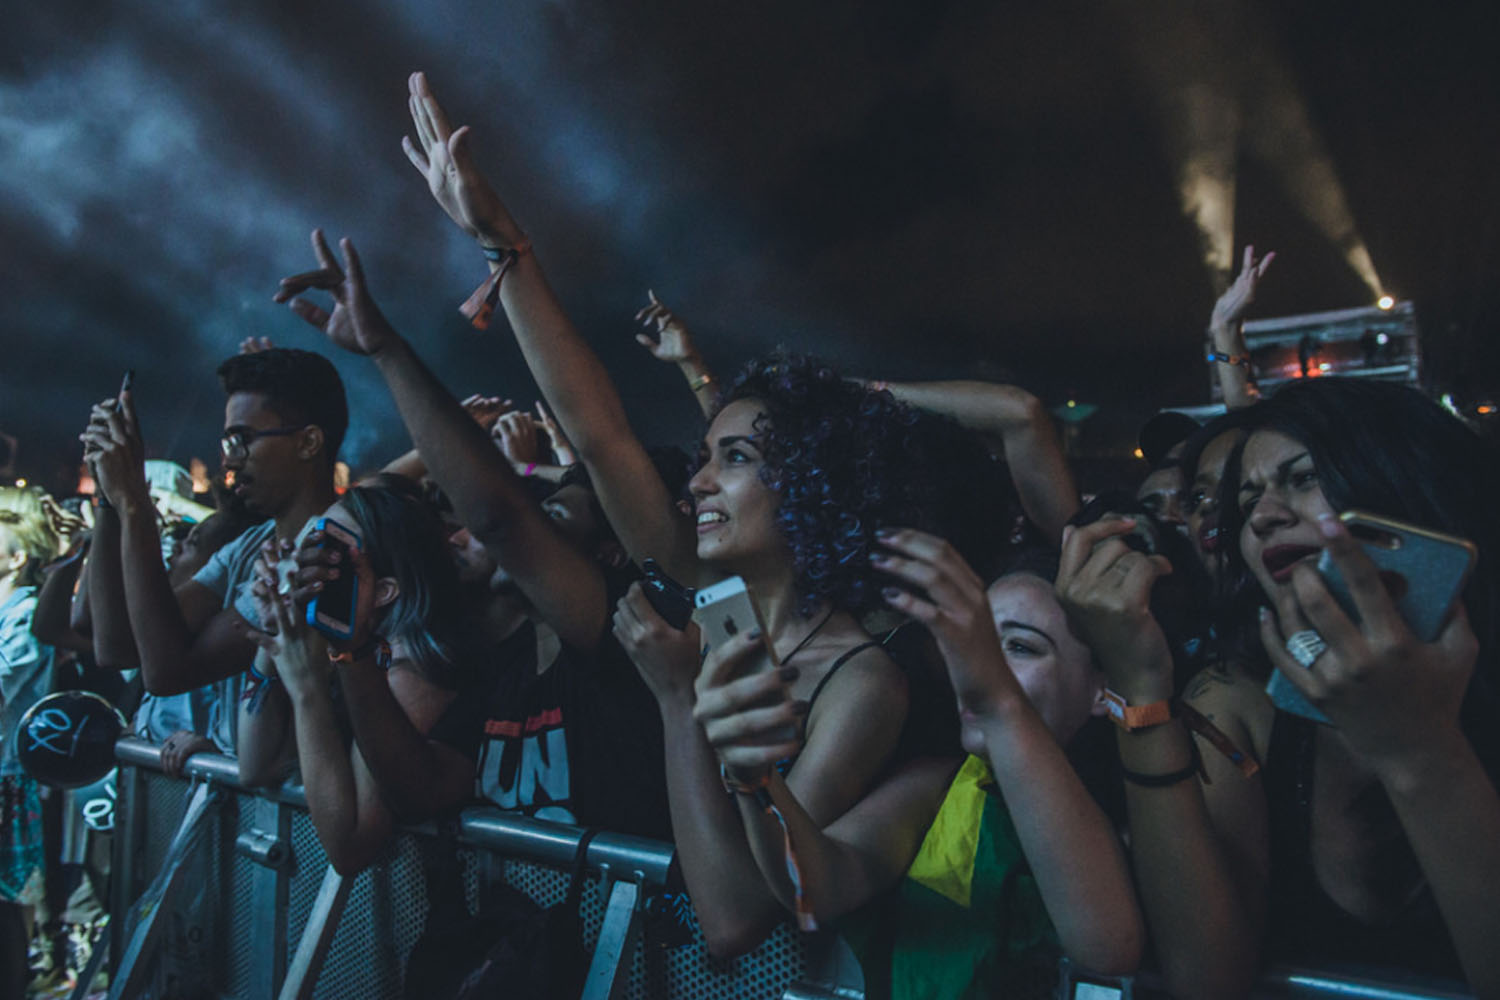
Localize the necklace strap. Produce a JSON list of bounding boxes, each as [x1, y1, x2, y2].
[[777, 607, 836, 665]]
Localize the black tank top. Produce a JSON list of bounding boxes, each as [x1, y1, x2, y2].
[[1263, 710, 1462, 981]]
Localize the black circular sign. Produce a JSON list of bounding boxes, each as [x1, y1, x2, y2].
[[15, 691, 128, 788]]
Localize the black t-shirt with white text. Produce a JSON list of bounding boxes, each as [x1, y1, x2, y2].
[[428, 619, 672, 842]]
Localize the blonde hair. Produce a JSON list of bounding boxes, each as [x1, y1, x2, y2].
[[0, 486, 59, 586]]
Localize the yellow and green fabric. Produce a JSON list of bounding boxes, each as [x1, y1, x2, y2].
[[841, 755, 1060, 1000]]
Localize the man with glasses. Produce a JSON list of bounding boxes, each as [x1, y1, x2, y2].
[[84, 348, 346, 754]]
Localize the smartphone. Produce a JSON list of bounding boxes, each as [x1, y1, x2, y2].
[[693, 576, 777, 666], [641, 558, 695, 630], [1267, 509, 1477, 725], [120, 369, 134, 394], [306, 517, 361, 642]]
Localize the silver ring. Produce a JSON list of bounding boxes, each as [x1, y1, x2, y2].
[[1285, 629, 1328, 669]]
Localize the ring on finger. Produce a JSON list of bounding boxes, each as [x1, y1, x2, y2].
[[1285, 629, 1328, 669]]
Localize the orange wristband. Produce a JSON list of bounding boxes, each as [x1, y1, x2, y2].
[[1103, 688, 1173, 731]]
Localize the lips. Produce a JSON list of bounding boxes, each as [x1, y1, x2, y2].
[[1197, 513, 1222, 554], [696, 509, 729, 533], [1261, 544, 1320, 582]]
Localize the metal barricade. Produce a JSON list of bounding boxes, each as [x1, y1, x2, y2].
[[108, 737, 857, 1000]]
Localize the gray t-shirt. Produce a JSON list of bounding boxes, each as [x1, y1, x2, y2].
[[191, 520, 276, 753]]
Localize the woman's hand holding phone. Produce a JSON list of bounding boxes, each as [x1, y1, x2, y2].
[[693, 630, 806, 781], [1260, 514, 1479, 781]]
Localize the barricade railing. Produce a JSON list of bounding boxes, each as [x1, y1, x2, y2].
[[104, 737, 1475, 1000], [106, 737, 861, 1000]]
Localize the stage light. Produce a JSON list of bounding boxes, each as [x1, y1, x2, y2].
[[1317, 363, 1331, 372], [14, 478, 26, 487], [1066, 399, 1077, 409], [1478, 404, 1496, 416], [1377, 295, 1394, 311], [1376, 332, 1389, 346]]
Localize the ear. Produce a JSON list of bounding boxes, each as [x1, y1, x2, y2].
[[5, 548, 27, 575], [595, 539, 628, 571], [298, 425, 326, 462], [372, 576, 400, 610]]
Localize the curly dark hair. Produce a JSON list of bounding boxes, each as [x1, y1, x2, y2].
[[714, 353, 1005, 616], [217, 348, 348, 466]]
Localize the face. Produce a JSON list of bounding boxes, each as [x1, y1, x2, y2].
[[542, 484, 604, 551], [1136, 464, 1185, 532], [688, 399, 784, 570], [1182, 430, 1242, 571], [986, 574, 1106, 745], [1236, 429, 1337, 598], [444, 522, 498, 587], [222, 392, 307, 517]]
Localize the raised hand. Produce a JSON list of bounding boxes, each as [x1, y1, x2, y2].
[[872, 527, 1022, 754], [612, 581, 704, 702], [534, 400, 576, 466], [1212, 245, 1276, 332], [78, 389, 149, 510], [1054, 517, 1175, 701], [459, 394, 515, 433], [401, 71, 522, 248], [1259, 514, 1478, 776], [634, 290, 702, 365], [274, 230, 398, 358], [492, 411, 540, 467]]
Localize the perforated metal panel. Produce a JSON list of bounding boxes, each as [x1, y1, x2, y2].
[[116, 768, 825, 1000]]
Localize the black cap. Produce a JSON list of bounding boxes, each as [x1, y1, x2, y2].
[[1138, 411, 1200, 467]]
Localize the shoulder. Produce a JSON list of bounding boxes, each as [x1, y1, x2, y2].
[[805, 641, 908, 735], [194, 521, 274, 587], [1182, 659, 1274, 766]]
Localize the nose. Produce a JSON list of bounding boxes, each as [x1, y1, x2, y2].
[[1247, 490, 1294, 536], [688, 460, 718, 503]]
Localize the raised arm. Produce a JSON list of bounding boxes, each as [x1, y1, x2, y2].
[[1057, 518, 1264, 998], [1261, 517, 1500, 995], [81, 390, 253, 693], [275, 230, 608, 651], [873, 380, 1079, 544], [32, 540, 92, 654], [402, 72, 695, 580], [875, 528, 1142, 974], [1207, 246, 1275, 411], [634, 291, 719, 420]]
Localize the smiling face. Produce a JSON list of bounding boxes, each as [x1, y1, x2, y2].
[[1183, 429, 1242, 571], [986, 573, 1107, 746], [1236, 429, 1338, 597], [688, 398, 785, 571]]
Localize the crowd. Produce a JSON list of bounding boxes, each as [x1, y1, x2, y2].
[[2, 70, 1497, 1000]]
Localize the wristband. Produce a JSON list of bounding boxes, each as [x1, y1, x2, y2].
[[522, 462, 538, 478], [1122, 740, 1203, 787], [1205, 350, 1251, 369], [462, 237, 534, 330], [1102, 688, 1173, 731], [689, 372, 714, 393], [718, 763, 818, 932], [328, 637, 391, 669]]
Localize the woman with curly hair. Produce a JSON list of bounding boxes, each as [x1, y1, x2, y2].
[[399, 72, 983, 954]]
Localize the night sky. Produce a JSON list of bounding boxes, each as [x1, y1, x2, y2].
[[3, 0, 1497, 493]]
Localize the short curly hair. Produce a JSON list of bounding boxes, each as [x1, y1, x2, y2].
[[713, 353, 1002, 616]]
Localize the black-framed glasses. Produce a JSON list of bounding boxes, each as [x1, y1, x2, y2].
[[220, 425, 306, 462]]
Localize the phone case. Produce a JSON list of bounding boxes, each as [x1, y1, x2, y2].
[[693, 576, 777, 665], [307, 517, 362, 641], [1267, 510, 1476, 726], [1316, 510, 1475, 643], [641, 558, 695, 630]]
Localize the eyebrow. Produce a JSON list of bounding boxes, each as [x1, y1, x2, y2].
[[1239, 450, 1312, 495], [999, 620, 1055, 646], [714, 434, 761, 451]]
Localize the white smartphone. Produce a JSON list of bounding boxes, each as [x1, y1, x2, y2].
[[693, 576, 777, 667]]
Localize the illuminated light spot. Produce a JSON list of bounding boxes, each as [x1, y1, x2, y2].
[[1377, 296, 1395, 310], [15, 478, 26, 487], [1376, 332, 1389, 346], [1479, 404, 1496, 416], [1066, 400, 1077, 409], [1133, 447, 1145, 459], [1318, 363, 1331, 372]]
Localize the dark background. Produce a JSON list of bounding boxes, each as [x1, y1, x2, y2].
[[3, 0, 1497, 494]]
